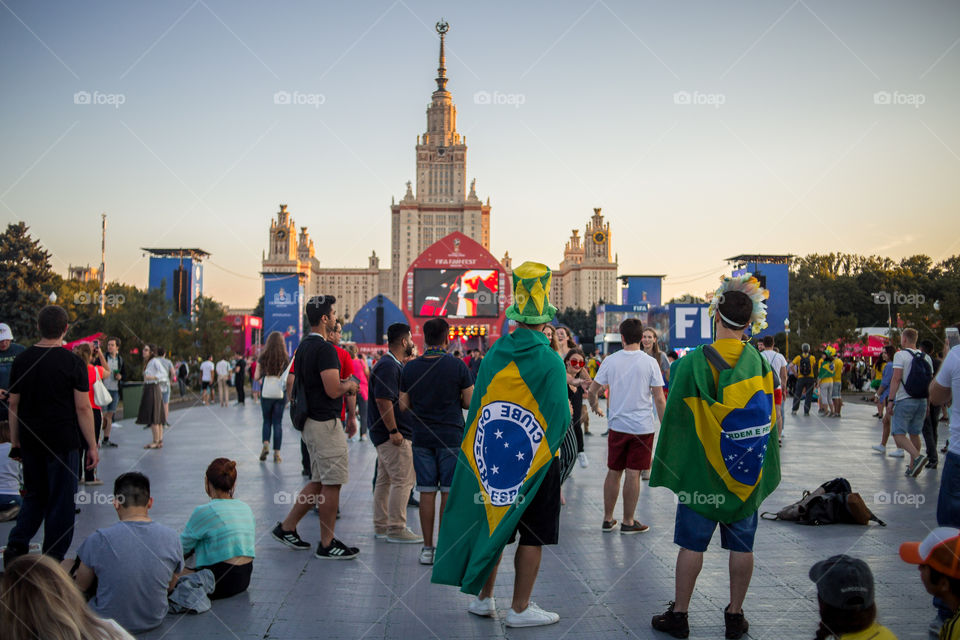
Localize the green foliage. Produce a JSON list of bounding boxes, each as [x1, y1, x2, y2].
[[556, 306, 596, 350], [252, 294, 264, 319], [0, 222, 57, 343], [789, 252, 960, 351], [668, 293, 706, 304]]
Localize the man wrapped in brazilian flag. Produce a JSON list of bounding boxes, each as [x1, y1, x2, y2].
[[432, 262, 571, 629], [650, 273, 780, 640]]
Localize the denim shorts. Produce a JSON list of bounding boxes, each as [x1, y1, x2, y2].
[[412, 445, 459, 492], [104, 389, 120, 413], [892, 397, 926, 436], [674, 504, 758, 553]]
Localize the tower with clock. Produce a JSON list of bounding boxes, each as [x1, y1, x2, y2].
[[389, 21, 492, 302], [552, 207, 619, 311]]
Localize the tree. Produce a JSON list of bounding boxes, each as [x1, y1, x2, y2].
[[0, 222, 56, 343], [252, 294, 264, 319], [667, 294, 706, 304], [190, 296, 233, 362]]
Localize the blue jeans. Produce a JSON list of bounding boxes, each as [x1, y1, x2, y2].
[[412, 445, 459, 492], [938, 452, 960, 527], [261, 397, 284, 450], [5, 448, 79, 562]]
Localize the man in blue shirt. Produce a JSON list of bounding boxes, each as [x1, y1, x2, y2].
[[400, 318, 474, 565], [369, 323, 421, 545]]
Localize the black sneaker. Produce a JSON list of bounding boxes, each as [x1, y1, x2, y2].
[[271, 522, 310, 550], [651, 602, 689, 638], [601, 519, 618, 532], [315, 538, 359, 560], [101, 439, 118, 448], [927, 459, 939, 469], [724, 605, 749, 639]]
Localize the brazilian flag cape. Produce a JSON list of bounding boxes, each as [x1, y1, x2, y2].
[[431, 327, 571, 594], [649, 344, 780, 523]]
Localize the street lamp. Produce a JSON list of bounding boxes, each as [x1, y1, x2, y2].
[[784, 318, 790, 360]]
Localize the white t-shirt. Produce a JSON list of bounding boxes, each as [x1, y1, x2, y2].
[[936, 346, 960, 455], [215, 359, 231, 378], [144, 358, 169, 385], [593, 349, 664, 435], [199, 360, 214, 382], [0, 442, 21, 495], [893, 348, 933, 402], [760, 349, 787, 376]]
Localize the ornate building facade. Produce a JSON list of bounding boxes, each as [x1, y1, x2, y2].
[[262, 204, 388, 320], [551, 208, 619, 311], [389, 21, 491, 301]]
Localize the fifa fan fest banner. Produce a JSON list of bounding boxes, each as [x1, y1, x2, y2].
[[669, 304, 713, 349], [263, 273, 302, 355]]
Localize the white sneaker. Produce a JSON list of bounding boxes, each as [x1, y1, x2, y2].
[[505, 602, 560, 627], [468, 596, 496, 617], [418, 546, 435, 565], [577, 452, 589, 468], [871, 444, 886, 455], [888, 448, 905, 458]]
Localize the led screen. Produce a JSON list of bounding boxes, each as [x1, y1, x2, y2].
[[414, 269, 499, 317]]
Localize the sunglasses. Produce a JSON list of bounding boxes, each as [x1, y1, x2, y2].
[[570, 360, 584, 368]]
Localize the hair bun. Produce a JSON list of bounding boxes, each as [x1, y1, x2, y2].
[[226, 460, 237, 473]]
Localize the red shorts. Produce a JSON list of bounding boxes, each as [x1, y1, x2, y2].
[[774, 388, 782, 406], [607, 430, 654, 471]]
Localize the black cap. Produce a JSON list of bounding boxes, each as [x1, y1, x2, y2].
[[808, 555, 874, 610]]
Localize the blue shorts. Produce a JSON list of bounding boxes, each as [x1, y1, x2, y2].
[[892, 397, 926, 436], [413, 445, 458, 493], [674, 504, 758, 553], [104, 389, 120, 413]]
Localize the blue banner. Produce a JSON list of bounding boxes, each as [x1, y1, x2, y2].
[[669, 304, 712, 349], [263, 273, 302, 355]]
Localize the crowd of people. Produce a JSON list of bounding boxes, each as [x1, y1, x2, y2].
[[0, 260, 958, 638]]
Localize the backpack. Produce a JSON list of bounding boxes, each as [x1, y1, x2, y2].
[[288, 338, 318, 432], [761, 478, 885, 526], [798, 355, 813, 377], [903, 349, 932, 399]]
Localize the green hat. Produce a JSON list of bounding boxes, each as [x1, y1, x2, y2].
[[505, 261, 558, 324]]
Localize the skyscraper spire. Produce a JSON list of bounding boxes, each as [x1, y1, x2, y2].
[[435, 20, 449, 92]]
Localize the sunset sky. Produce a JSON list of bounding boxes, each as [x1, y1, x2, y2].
[[2, 0, 958, 308]]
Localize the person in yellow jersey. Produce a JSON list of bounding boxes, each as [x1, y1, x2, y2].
[[900, 527, 960, 639], [809, 555, 897, 639], [791, 343, 818, 416], [817, 347, 837, 417], [832, 352, 845, 418]]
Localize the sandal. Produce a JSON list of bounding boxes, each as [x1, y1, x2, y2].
[[143, 443, 160, 449]]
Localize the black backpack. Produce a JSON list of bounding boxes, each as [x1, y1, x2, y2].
[[798, 355, 813, 377], [288, 338, 316, 432], [761, 478, 885, 526], [903, 349, 932, 399]]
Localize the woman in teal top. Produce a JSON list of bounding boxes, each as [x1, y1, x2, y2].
[[181, 458, 256, 599]]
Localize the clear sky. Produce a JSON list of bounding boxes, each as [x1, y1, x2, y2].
[[2, 0, 958, 308]]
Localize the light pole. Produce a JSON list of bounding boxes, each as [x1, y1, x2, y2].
[[784, 318, 790, 360]]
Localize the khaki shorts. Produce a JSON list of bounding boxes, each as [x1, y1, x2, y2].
[[302, 418, 348, 485]]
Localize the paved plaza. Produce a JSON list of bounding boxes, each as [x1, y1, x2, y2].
[[2, 395, 945, 639]]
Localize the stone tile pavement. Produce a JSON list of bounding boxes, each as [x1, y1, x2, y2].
[[1, 395, 946, 639]]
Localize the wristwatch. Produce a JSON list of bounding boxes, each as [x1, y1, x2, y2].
[[388, 428, 399, 435]]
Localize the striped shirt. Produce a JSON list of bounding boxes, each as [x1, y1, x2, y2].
[[180, 499, 256, 567]]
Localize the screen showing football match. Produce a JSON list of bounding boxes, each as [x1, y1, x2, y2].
[[414, 269, 499, 318]]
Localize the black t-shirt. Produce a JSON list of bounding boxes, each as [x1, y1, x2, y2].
[[568, 384, 584, 430], [368, 355, 413, 446], [400, 354, 473, 448], [294, 335, 341, 422], [234, 358, 246, 383], [9, 345, 89, 453]]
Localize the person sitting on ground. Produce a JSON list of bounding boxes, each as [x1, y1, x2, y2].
[[179, 458, 255, 599], [67, 471, 182, 634], [809, 554, 895, 639], [0, 420, 22, 521], [900, 527, 960, 638], [1, 554, 137, 640]]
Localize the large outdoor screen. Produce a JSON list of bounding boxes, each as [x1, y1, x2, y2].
[[414, 269, 499, 318]]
